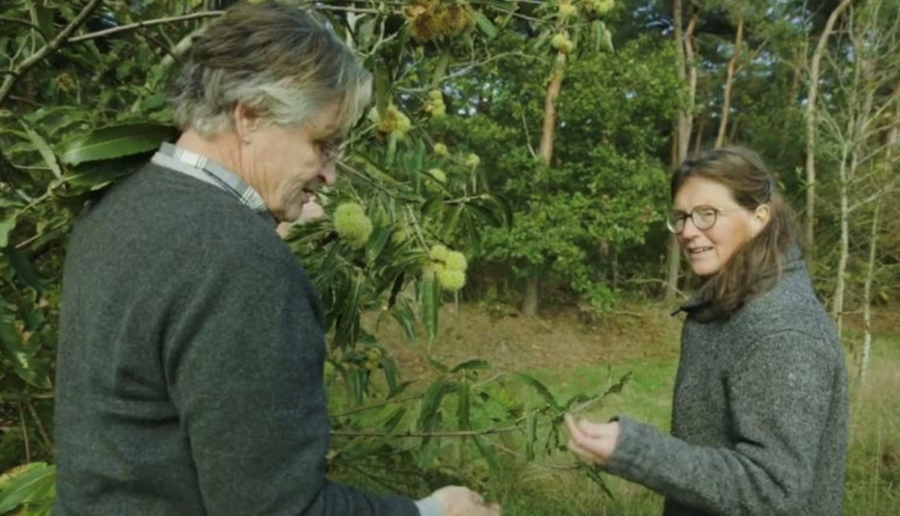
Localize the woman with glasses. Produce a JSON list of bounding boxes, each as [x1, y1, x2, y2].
[[565, 146, 848, 516]]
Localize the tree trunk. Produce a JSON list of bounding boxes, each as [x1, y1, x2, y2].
[[832, 154, 849, 338], [859, 84, 899, 385], [665, 0, 699, 302], [805, 0, 856, 253], [859, 197, 882, 386], [715, 15, 743, 148], [665, 235, 681, 302], [522, 44, 567, 316], [522, 276, 540, 317]]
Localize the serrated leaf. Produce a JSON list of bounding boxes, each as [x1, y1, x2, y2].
[[472, 11, 498, 39], [59, 123, 176, 165], [516, 373, 560, 411], [0, 462, 55, 514], [450, 359, 490, 373], [20, 123, 61, 179], [427, 358, 449, 374], [526, 411, 537, 461], [0, 212, 16, 248], [473, 436, 499, 470], [422, 273, 440, 344], [2, 247, 43, 293], [417, 376, 457, 447], [457, 380, 471, 431]]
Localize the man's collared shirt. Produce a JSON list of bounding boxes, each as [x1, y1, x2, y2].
[[152, 142, 273, 223]]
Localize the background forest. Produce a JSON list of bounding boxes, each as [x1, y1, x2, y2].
[[1, 0, 898, 514]]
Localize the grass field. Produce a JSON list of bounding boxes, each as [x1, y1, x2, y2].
[[333, 305, 900, 515]]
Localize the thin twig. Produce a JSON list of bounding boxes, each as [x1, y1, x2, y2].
[[0, 0, 103, 106], [68, 12, 224, 43], [26, 399, 54, 458], [0, 392, 54, 401], [331, 423, 525, 439], [18, 403, 31, 463]]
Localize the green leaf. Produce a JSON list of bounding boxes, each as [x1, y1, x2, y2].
[[0, 462, 56, 515], [2, 247, 43, 293], [0, 212, 16, 249], [427, 358, 449, 374], [365, 227, 392, 265], [20, 123, 61, 179], [473, 436, 499, 470], [59, 123, 176, 165], [391, 298, 417, 342], [526, 411, 537, 461], [422, 273, 440, 344], [472, 11, 498, 39], [515, 373, 560, 411], [0, 300, 50, 389], [450, 359, 490, 373], [417, 376, 457, 446], [457, 380, 471, 431], [332, 272, 364, 351]]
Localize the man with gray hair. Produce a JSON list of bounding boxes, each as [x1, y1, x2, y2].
[[54, 3, 498, 516]]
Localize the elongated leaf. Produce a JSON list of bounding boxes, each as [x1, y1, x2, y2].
[[365, 227, 392, 265], [60, 123, 176, 165], [421, 273, 440, 344], [450, 359, 490, 373], [391, 298, 417, 342], [0, 462, 56, 514], [515, 373, 560, 411], [2, 247, 43, 293], [0, 300, 50, 389], [332, 273, 364, 351], [417, 376, 457, 446], [472, 11, 498, 39], [525, 411, 537, 461], [21, 123, 61, 179], [473, 436, 499, 470], [457, 380, 471, 431], [0, 212, 16, 248]]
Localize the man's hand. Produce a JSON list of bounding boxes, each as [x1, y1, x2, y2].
[[430, 486, 501, 516], [565, 413, 620, 465]]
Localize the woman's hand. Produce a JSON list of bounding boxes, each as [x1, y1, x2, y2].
[[564, 414, 621, 465]]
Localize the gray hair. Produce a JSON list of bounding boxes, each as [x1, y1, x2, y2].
[[170, 2, 371, 136]]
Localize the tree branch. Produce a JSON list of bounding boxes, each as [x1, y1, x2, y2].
[[68, 11, 224, 43], [0, 0, 103, 106]]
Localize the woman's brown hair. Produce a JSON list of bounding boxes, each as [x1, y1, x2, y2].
[[671, 146, 801, 318]]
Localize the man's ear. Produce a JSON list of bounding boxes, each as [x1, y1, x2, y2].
[[234, 103, 260, 144]]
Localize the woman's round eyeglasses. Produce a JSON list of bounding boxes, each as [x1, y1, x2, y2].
[[666, 205, 744, 234]]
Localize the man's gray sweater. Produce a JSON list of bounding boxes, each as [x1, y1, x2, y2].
[[603, 249, 848, 516], [54, 164, 419, 516]]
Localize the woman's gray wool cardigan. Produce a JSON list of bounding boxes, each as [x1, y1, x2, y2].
[[603, 248, 848, 516]]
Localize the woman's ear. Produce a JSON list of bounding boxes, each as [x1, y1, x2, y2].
[[234, 103, 260, 144], [752, 204, 771, 235]]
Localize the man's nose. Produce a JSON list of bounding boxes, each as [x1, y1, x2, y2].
[[321, 161, 337, 186]]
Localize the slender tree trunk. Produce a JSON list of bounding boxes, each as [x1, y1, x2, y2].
[[523, 45, 567, 316], [859, 197, 882, 385], [693, 115, 706, 154], [832, 154, 850, 338], [715, 15, 743, 148], [805, 0, 856, 252], [859, 84, 899, 385], [665, 0, 699, 302]]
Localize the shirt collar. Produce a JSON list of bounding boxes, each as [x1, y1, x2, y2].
[[154, 142, 272, 220]]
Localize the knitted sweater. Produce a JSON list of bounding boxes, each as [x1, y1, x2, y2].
[[603, 249, 848, 516], [54, 163, 419, 516]]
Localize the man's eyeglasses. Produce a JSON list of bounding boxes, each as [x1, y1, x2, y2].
[[318, 138, 347, 163], [666, 205, 744, 234]]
